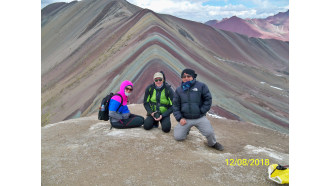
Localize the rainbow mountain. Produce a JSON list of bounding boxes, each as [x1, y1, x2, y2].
[[42, 0, 289, 133]]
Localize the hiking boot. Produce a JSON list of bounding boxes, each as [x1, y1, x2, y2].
[[212, 142, 224, 151]]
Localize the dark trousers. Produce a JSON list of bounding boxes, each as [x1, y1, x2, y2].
[[110, 114, 144, 129], [143, 115, 171, 133]]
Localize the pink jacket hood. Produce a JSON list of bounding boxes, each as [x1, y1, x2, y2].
[[112, 80, 133, 105]]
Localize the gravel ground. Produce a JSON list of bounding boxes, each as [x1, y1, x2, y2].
[[42, 104, 289, 185]]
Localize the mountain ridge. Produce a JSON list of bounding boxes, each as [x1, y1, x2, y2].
[[205, 10, 289, 41]]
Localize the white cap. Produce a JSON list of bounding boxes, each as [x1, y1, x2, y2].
[[153, 72, 163, 79]]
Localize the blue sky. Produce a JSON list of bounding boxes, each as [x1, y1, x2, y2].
[[41, 0, 289, 23]]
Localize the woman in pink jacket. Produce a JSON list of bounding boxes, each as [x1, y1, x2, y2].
[[108, 80, 144, 129]]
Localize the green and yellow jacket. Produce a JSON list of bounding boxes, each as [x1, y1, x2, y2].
[[143, 83, 174, 117]]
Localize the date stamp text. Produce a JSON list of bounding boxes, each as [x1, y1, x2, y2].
[[225, 159, 270, 166]]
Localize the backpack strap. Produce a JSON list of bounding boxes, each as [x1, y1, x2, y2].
[[165, 84, 170, 100], [148, 85, 155, 101], [158, 71, 170, 100], [114, 93, 123, 112], [148, 85, 156, 112]]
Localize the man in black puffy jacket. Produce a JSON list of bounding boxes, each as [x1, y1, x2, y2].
[[173, 69, 224, 151]]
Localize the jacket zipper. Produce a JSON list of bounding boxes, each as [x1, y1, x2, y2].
[[187, 89, 191, 114]]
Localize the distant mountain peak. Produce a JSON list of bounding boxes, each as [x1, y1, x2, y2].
[[205, 10, 289, 41], [204, 19, 219, 25], [230, 15, 239, 19], [223, 15, 245, 23]]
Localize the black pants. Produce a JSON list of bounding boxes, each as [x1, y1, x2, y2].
[[110, 114, 144, 129], [143, 115, 171, 133]]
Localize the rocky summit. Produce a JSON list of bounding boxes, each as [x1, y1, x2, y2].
[[42, 104, 288, 185]]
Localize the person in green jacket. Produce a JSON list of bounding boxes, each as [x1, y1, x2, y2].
[[143, 71, 174, 133]]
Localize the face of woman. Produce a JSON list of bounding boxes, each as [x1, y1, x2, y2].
[[181, 73, 193, 83], [154, 78, 163, 87], [125, 85, 133, 94]]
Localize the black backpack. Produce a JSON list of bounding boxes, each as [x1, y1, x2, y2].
[[98, 93, 123, 121]]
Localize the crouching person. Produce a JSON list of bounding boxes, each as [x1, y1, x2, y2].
[[143, 71, 174, 133], [173, 69, 224, 151], [109, 80, 144, 129]]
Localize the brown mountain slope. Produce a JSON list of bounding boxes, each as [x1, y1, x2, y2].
[[42, 104, 289, 185], [42, 0, 289, 133]]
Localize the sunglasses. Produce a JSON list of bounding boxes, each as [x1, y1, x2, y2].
[[154, 78, 163, 82], [182, 75, 192, 78], [125, 87, 133, 91]]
